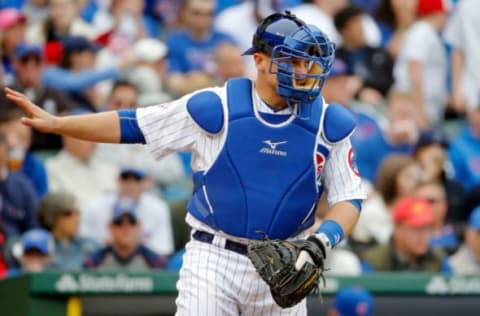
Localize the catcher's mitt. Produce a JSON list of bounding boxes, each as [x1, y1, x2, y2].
[[247, 236, 326, 308]]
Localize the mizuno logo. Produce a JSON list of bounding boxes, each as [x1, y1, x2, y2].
[[260, 140, 287, 157], [263, 140, 287, 150]]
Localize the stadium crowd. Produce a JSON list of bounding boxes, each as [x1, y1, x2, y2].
[[0, 0, 479, 281]]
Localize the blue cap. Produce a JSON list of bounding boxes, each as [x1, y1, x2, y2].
[[21, 228, 54, 255], [62, 36, 99, 54], [334, 286, 374, 316], [13, 42, 42, 59], [112, 198, 138, 222], [468, 206, 480, 230]]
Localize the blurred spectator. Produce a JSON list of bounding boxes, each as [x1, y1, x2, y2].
[[327, 286, 374, 316], [334, 5, 394, 103], [26, 0, 98, 44], [449, 103, 480, 191], [45, 112, 118, 210], [93, 80, 186, 191], [353, 91, 418, 183], [413, 129, 467, 222], [0, 223, 9, 278], [449, 206, 480, 275], [374, 0, 417, 58], [128, 38, 171, 106], [22, 0, 49, 25], [81, 167, 175, 256], [291, 0, 380, 47], [414, 181, 459, 254], [212, 42, 246, 85], [362, 197, 451, 273], [0, 132, 38, 238], [42, 36, 134, 111], [37, 192, 99, 270], [166, 0, 233, 96], [83, 200, 167, 270], [0, 42, 75, 150], [443, 0, 480, 114], [214, 0, 289, 76], [352, 154, 421, 248], [393, 0, 449, 128], [0, 8, 27, 85], [11, 228, 54, 274], [0, 108, 48, 197]]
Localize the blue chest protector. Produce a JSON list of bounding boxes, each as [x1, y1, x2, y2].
[[188, 79, 341, 240]]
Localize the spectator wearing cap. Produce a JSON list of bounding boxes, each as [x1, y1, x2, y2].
[[45, 111, 118, 210], [333, 5, 394, 104], [0, 42, 76, 150], [393, 0, 450, 128], [327, 286, 374, 316], [0, 108, 48, 197], [443, 0, 480, 114], [25, 0, 98, 45], [10, 228, 54, 275], [413, 129, 466, 222], [0, 8, 27, 84], [37, 192, 99, 270], [42, 36, 137, 112], [81, 167, 175, 256], [449, 206, 480, 275], [0, 132, 38, 239], [449, 102, 480, 192], [361, 197, 451, 273], [165, 0, 234, 96], [83, 200, 167, 271], [414, 181, 459, 255], [93, 80, 186, 194]]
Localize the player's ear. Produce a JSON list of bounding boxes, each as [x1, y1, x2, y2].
[[253, 52, 268, 72]]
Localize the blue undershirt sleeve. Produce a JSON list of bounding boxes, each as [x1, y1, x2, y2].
[[118, 109, 146, 144]]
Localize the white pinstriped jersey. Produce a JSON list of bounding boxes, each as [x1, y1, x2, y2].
[[137, 83, 366, 238]]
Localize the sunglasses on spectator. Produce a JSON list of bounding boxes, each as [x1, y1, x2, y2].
[[112, 217, 138, 226], [120, 173, 143, 181], [60, 209, 78, 217], [189, 9, 214, 17], [19, 55, 41, 65]]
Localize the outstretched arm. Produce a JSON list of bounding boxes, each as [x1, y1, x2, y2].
[[5, 87, 121, 143]]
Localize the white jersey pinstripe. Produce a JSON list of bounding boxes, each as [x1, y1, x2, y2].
[[136, 82, 366, 315]]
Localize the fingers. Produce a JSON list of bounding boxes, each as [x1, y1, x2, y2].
[[4, 87, 35, 115]]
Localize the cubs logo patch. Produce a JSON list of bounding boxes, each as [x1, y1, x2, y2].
[[348, 148, 360, 177], [316, 152, 325, 175]]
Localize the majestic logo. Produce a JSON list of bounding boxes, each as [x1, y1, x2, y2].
[[260, 140, 287, 156]]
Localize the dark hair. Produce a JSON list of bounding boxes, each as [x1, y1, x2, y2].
[[0, 108, 24, 124], [110, 80, 139, 96], [374, 0, 396, 28], [334, 5, 364, 32]]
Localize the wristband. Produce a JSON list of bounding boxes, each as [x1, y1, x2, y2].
[[315, 220, 344, 249], [118, 109, 146, 144]]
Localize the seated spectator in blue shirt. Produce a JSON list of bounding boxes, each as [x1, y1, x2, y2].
[[449, 104, 480, 192], [165, 0, 234, 96], [328, 286, 374, 316], [361, 197, 452, 273], [0, 108, 48, 197], [352, 90, 418, 183], [83, 200, 166, 271], [9, 228, 55, 276], [37, 192, 99, 271], [0, 132, 38, 238], [42, 36, 135, 112]]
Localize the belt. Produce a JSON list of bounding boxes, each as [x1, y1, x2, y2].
[[192, 230, 248, 256]]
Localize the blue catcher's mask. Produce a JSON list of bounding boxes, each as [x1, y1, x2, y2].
[[270, 24, 335, 118]]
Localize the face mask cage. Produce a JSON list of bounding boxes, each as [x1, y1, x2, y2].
[[269, 25, 335, 118]]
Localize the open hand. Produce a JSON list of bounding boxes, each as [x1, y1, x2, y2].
[[4, 87, 58, 134]]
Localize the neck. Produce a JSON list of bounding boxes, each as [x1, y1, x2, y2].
[[189, 28, 209, 41], [52, 228, 73, 242], [254, 79, 287, 110]]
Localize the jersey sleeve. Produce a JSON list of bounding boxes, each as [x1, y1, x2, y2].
[[321, 138, 367, 206]]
